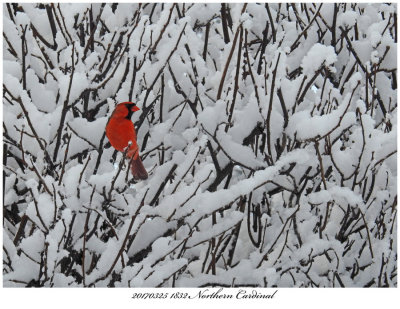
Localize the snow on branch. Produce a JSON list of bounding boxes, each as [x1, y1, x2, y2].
[[3, 3, 397, 287]]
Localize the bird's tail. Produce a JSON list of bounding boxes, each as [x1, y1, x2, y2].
[[127, 146, 148, 181]]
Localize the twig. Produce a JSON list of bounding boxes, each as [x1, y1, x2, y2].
[[220, 3, 230, 43], [266, 3, 276, 43], [314, 140, 327, 190], [107, 147, 130, 201], [216, 3, 247, 100], [136, 22, 188, 132], [225, 25, 243, 132], [82, 3, 106, 60], [150, 3, 175, 55], [20, 25, 28, 90], [29, 158, 52, 196], [82, 210, 91, 286], [53, 42, 76, 161], [28, 188, 49, 233], [244, 30, 261, 108], [90, 202, 146, 286], [266, 52, 281, 164], [57, 4, 73, 44], [202, 21, 210, 61], [150, 164, 178, 206], [290, 4, 323, 52], [257, 205, 300, 267], [13, 214, 29, 245], [58, 134, 72, 185]]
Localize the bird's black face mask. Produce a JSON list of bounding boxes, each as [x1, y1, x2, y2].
[[124, 103, 137, 120]]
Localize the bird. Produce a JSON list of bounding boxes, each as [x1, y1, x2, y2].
[[105, 102, 148, 181]]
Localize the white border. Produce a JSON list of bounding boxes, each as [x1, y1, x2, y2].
[[1, 1, 398, 308]]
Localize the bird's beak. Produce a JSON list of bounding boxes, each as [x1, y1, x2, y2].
[[131, 105, 140, 112]]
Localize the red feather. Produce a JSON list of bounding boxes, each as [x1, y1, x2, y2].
[[105, 102, 148, 181]]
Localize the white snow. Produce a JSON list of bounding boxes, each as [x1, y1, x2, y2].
[[301, 43, 337, 75], [2, 3, 396, 289]]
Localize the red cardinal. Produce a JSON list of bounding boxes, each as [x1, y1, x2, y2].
[[106, 102, 148, 181]]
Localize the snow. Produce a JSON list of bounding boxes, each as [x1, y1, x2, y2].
[[68, 117, 108, 148], [19, 230, 46, 261], [301, 43, 337, 76], [370, 31, 382, 48], [286, 103, 357, 141], [187, 211, 244, 247], [2, 3, 396, 288], [58, 71, 89, 104], [216, 128, 264, 169], [337, 11, 358, 28], [198, 99, 227, 133]]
